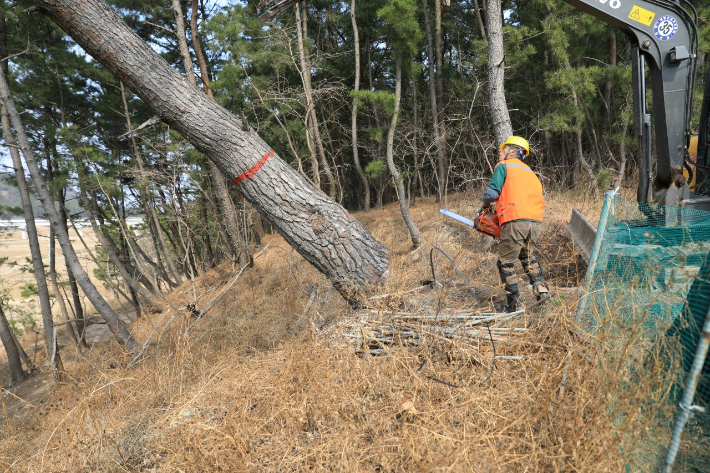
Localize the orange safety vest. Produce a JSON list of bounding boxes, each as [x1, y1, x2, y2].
[[495, 158, 544, 225]]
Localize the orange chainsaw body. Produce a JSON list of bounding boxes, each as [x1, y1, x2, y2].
[[475, 208, 501, 238]]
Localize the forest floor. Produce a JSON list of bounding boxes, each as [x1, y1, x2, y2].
[[0, 187, 672, 472]]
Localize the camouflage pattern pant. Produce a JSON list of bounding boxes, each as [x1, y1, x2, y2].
[[496, 220, 548, 298]]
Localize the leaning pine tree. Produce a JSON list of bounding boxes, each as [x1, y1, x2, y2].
[[29, 0, 390, 303]]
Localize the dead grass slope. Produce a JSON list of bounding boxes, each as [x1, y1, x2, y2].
[[0, 190, 654, 472]]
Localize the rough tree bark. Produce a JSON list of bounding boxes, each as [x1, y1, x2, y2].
[[349, 0, 370, 212], [0, 304, 27, 385], [485, 0, 513, 144], [30, 0, 389, 301], [386, 56, 421, 249], [0, 65, 140, 353]]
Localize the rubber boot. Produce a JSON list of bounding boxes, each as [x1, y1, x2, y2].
[[519, 248, 549, 301]]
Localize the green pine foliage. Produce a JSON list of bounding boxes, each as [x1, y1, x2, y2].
[[0, 0, 707, 280]]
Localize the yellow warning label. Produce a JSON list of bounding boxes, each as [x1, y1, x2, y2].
[[628, 5, 655, 26]]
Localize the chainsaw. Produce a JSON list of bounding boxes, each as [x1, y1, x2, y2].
[[474, 207, 501, 238], [439, 208, 501, 238]]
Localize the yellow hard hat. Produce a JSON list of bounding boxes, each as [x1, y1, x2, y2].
[[499, 136, 530, 157]]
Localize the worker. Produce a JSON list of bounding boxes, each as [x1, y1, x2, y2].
[[482, 135, 549, 312]]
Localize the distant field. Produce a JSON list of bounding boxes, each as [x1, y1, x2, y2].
[[0, 225, 112, 334]]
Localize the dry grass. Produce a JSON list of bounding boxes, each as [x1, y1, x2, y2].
[[0, 189, 677, 471]]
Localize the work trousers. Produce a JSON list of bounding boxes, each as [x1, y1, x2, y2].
[[496, 220, 547, 297]]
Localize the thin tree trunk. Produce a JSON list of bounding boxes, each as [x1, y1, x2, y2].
[[567, 68, 599, 197], [434, 0, 447, 200], [411, 53, 422, 203], [204, 173, 233, 253], [0, 10, 63, 374], [32, 0, 390, 302], [74, 159, 165, 310], [615, 139, 627, 189], [350, 0, 370, 212], [603, 30, 616, 122], [0, 66, 140, 352], [119, 82, 183, 284], [423, 0, 446, 203], [46, 154, 84, 349], [49, 57, 87, 348], [199, 177, 217, 267], [386, 56, 421, 249], [472, 0, 487, 40], [0, 304, 27, 385], [295, 2, 336, 200], [12, 330, 34, 373], [171, 0, 193, 78], [49, 214, 81, 348], [485, 0, 513, 144], [1, 106, 64, 373], [187, 0, 249, 266]]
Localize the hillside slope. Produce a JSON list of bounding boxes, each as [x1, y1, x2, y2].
[[1, 191, 654, 471]]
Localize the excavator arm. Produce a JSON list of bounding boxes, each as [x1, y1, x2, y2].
[[562, 0, 703, 205]]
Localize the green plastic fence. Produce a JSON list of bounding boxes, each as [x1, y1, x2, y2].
[[576, 197, 710, 472]]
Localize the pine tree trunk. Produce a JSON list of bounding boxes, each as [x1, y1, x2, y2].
[[411, 55, 422, 203], [74, 159, 165, 310], [30, 0, 389, 301], [350, 0, 370, 212], [615, 139, 627, 189], [0, 304, 27, 385], [386, 56, 421, 249], [472, 0, 487, 40], [485, 0, 513, 144], [188, 0, 249, 266], [119, 82, 183, 285], [199, 179, 217, 268], [295, 2, 336, 200], [46, 177, 82, 348], [48, 227, 80, 348], [568, 74, 599, 197], [0, 104, 64, 372], [0, 66, 140, 353], [434, 0, 447, 200], [423, 0, 446, 203], [0, 9, 64, 373], [603, 30, 616, 122]]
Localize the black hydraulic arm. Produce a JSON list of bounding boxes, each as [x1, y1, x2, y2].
[[561, 0, 697, 190]]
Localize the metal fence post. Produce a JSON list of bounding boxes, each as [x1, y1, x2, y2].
[[661, 307, 710, 472], [575, 191, 614, 320]]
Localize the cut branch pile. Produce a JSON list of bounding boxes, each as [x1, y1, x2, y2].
[[342, 307, 526, 358]]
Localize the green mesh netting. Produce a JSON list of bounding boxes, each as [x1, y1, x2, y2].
[[576, 197, 710, 472]]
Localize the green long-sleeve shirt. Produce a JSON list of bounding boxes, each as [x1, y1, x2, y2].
[[482, 162, 541, 224]]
